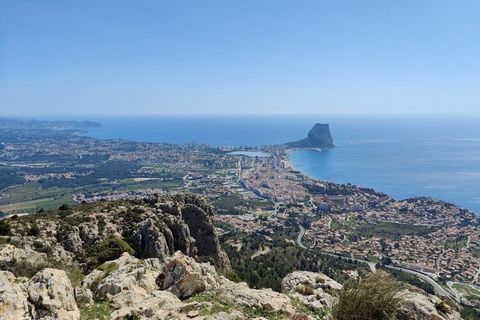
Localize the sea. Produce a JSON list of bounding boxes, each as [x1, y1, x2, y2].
[[75, 115, 480, 214]]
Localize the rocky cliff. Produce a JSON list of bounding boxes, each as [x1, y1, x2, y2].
[[0, 193, 230, 272], [286, 123, 335, 149]]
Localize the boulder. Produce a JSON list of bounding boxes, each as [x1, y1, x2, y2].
[[0, 244, 46, 265], [281, 271, 342, 309], [396, 290, 462, 320], [110, 290, 183, 320], [74, 287, 93, 307], [220, 278, 296, 315], [0, 271, 30, 320], [158, 251, 219, 299], [86, 252, 163, 308], [27, 268, 79, 320]]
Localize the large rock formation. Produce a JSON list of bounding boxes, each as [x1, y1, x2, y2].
[[0, 269, 79, 320], [0, 249, 465, 320], [26, 268, 80, 320], [286, 123, 335, 149], [1, 194, 230, 272]]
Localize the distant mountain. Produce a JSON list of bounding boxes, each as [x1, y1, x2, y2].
[[286, 123, 335, 149], [0, 118, 101, 130]]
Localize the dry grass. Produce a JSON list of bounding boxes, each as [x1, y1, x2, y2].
[[331, 271, 405, 320]]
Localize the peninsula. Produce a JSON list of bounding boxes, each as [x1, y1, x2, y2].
[[285, 123, 335, 149]]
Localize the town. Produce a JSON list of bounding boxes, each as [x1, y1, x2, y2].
[[0, 125, 479, 306]]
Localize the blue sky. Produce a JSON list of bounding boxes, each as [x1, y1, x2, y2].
[[1, 0, 480, 116]]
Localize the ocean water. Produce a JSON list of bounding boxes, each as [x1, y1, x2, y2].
[[79, 115, 480, 213]]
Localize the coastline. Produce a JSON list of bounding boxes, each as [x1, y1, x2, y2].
[[284, 149, 477, 215]]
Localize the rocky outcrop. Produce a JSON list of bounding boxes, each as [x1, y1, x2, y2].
[[2, 194, 230, 272], [181, 204, 230, 272], [83, 251, 302, 319], [26, 268, 80, 320], [0, 271, 30, 320], [0, 244, 46, 265], [220, 279, 297, 315], [157, 251, 219, 298], [286, 123, 335, 149], [281, 271, 342, 309], [396, 290, 462, 320], [83, 252, 163, 308]]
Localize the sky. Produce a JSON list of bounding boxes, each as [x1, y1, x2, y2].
[[1, 0, 480, 116]]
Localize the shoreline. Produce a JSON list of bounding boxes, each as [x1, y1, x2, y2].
[[284, 150, 477, 215]]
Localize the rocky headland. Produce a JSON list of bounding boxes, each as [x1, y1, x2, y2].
[[286, 123, 335, 149]]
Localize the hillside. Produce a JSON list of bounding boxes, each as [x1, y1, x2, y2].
[[0, 195, 468, 319]]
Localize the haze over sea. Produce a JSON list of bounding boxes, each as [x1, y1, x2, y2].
[[78, 115, 480, 213]]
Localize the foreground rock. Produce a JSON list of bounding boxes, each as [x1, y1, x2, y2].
[[0, 244, 46, 265], [27, 268, 80, 320], [157, 251, 219, 298], [282, 271, 342, 309], [0, 269, 79, 320], [96, 251, 304, 319], [0, 271, 30, 320], [396, 290, 462, 320], [82, 252, 163, 308]]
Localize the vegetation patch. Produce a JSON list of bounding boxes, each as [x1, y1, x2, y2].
[[80, 301, 113, 320], [354, 221, 435, 240], [331, 271, 405, 320]]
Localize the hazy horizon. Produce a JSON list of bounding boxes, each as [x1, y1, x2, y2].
[[2, 1, 480, 116]]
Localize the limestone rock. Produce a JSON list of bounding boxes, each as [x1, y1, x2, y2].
[[27, 268, 79, 320], [0, 271, 30, 320], [86, 253, 163, 308], [281, 271, 342, 309], [0, 244, 46, 265], [74, 287, 93, 308], [110, 290, 183, 320], [219, 278, 296, 315], [132, 218, 171, 261], [158, 251, 219, 299], [396, 290, 462, 320], [286, 123, 335, 149], [181, 204, 231, 272], [62, 226, 83, 253]]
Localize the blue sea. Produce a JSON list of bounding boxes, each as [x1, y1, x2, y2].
[[77, 115, 480, 213]]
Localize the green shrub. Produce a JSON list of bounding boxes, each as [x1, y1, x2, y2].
[[434, 300, 452, 314], [0, 259, 48, 278], [87, 235, 134, 268], [28, 224, 41, 236], [0, 220, 11, 236], [33, 240, 53, 255], [80, 301, 112, 320], [59, 204, 70, 211], [331, 271, 405, 320]]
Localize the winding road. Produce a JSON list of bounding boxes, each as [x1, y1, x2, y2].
[[295, 221, 457, 301]]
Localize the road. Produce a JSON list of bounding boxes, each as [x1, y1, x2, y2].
[[297, 225, 307, 249], [296, 222, 376, 272], [294, 221, 456, 301], [385, 265, 455, 300]]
